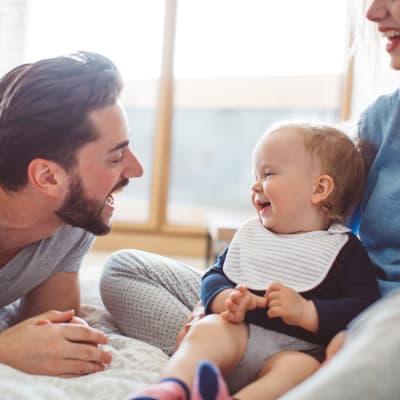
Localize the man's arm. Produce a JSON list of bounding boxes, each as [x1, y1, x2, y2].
[[0, 310, 111, 376], [17, 226, 94, 320], [19, 271, 81, 320], [0, 272, 113, 376]]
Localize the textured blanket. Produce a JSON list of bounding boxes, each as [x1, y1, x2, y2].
[[0, 260, 168, 400]]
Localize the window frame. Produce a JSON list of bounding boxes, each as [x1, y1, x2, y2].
[[96, 0, 354, 257]]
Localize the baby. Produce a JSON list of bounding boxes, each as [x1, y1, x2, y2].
[[130, 122, 380, 400]]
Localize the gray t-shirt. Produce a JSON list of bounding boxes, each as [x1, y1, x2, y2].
[[0, 225, 94, 329]]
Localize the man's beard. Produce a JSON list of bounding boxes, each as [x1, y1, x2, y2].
[[55, 174, 128, 236]]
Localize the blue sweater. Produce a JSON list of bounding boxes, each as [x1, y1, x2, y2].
[[354, 89, 400, 296], [201, 234, 380, 346]]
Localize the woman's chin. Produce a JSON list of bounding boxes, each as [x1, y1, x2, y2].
[[391, 60, 400, 70]]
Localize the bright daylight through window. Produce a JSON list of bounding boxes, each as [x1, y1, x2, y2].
[[15, 0, 349, 227]]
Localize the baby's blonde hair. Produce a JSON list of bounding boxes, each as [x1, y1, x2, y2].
[[267, 122, 366, 224]]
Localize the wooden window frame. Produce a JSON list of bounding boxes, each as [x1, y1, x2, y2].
[[94, 0, 354, 258]]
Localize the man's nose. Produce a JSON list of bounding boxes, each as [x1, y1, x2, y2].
[[124, 149, 144, 178]]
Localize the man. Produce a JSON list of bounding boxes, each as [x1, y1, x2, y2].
[[0, 51, 143, 376]]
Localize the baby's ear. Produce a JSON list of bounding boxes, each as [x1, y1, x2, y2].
[[311, 174, 334, 205]]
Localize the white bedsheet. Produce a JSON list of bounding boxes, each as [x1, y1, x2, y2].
[[0, 261, 169, 400]]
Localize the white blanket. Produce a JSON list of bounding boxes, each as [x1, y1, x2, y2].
[[0, 260, 169, 400]]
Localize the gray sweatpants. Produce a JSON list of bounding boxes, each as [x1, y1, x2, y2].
[[100, 249, 202, 356]]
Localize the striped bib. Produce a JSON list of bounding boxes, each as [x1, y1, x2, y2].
[[223, 217, 350, 292]]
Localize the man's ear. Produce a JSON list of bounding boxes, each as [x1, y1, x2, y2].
[[27, 159, 68, 197], [311, 174, 335, 205]]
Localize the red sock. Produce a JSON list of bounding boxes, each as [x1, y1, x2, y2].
[[128, 378, 190, 400]]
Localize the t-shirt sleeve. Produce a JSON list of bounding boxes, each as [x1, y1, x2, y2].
[[54, 227, 95, 273], [0, 226, 95, 310]]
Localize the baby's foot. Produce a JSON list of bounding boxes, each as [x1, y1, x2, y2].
[[128, 378, 189, 400], [192, 360, 232, 400]]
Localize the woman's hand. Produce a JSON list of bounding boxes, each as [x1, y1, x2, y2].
[[175, 302, 205, 351]]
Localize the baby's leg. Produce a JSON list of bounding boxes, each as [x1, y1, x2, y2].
[[164, 314, 248, 386], [234, 351, 320, 400], [129, 314, 248, 400]]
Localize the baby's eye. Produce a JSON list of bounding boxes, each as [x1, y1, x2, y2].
[[263, 171, 274, 178]]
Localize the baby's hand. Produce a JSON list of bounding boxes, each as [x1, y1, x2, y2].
[[221, 284, 267, 323], [266, 282, 304, 324], [266, 283, 317, 331]]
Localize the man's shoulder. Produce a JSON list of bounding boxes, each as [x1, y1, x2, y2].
[[33, 226, 95, 272], [40, 225, 95, 254]]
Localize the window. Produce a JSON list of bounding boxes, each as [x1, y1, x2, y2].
[[25, 0, 165, 223], [174, 0, 347, 78], [1, 0, 351, 255], [168, 0, 349, 226]]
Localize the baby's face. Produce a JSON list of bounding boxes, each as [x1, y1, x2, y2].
[[250, 128, 322, 234]]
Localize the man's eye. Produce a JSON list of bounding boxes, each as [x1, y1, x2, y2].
[[111, 155, 124, 163], [110, 150, 125, 163]]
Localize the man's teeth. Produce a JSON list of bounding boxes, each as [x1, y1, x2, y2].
[[107, 194, 114, 205], [383, 30, 400, 39]]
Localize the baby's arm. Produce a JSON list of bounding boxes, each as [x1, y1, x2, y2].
[[221, 284, 267, 323], [266, 282, 318, 332]]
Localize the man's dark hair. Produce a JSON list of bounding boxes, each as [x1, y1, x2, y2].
[[0, 51, 123, 191]]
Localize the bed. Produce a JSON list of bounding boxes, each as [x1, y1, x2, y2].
[[0, 257, 169, 400]]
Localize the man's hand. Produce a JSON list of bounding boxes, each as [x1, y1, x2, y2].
[[0, 310, 112, 377], [221, 284, 267, 323], [35, 313, 89, 327], [266, 282, 318, 332]]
